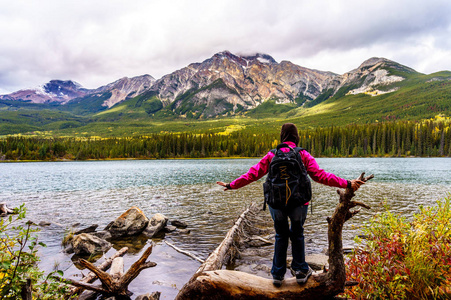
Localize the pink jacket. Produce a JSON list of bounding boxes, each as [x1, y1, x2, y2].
[[230, 141, 349, 193]]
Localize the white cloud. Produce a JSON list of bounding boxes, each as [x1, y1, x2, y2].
[[0, 0, 450, 93]]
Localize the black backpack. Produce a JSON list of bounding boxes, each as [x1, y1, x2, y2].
[[263, 143, 312, 210]]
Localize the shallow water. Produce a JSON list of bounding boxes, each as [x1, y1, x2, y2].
[[1, 158, 450, 299]]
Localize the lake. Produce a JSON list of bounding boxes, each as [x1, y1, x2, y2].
[[1, 158, 450, 299]]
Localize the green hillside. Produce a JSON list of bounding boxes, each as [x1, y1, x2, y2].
[[294, 72, 451, 127]]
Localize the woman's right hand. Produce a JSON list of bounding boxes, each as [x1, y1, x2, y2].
[[216, 181, 230, 191]]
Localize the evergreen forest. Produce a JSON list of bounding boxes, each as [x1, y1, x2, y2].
[[1, 118, 450, 161]]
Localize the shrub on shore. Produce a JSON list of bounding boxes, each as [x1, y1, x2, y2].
[[345, 195, 451, 299], [0, 204, 71, 299]]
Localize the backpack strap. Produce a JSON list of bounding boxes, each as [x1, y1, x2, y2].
[[294, 147, 305, 152], [294, 147, 313, 214]]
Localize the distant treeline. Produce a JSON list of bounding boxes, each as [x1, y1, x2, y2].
[[1, 119, 450, 161]]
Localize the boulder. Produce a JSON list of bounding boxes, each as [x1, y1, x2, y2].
[[143, 213, 168, 238], [106, 207, 149, 238], [71, 233, 112, 256], [163, 225, 177, 233], [75, 224, 99, 235], [306, 254, 329, 271], [38, 221, 52, 227], [63, 243, 74, 254], [171, 220, 188, 228], [91, 230, 112, 240]]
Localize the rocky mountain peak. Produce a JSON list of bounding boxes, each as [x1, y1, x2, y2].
[[211, 51, 277, 67], [242, 53, 277, 64], [42, 80, 86, 98], [357, 57, 417, 74], [0, 79, 88, 104], [359, 57, 391, 69], [334, 57, 414, 98], [91, 74, 156, 107], [149, 51, 338, 117]]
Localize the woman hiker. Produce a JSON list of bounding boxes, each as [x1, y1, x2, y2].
[[217, 123, 364, 287]]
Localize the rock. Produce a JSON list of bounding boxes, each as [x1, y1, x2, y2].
[[74, 224, 99, 235], [143, 213, 168, 238], [136, 292, 161, 300], [0, 203, 14, 215], [306, 254, 329, 271], [104, 221, 114, 231], [91, 230, 112, 240], [36, 221, 64, 227], [286, 254, 330, 271], [71, 233, 112, 256], [63, 244, 74, 254], [106, 207, 149, 238], [171, 220, 187, 228], [71, 222, 81, 227], [164, 225, 177, 233], [178, 229, 191, 234]]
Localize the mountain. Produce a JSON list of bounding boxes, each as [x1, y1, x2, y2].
[[62, 75, 155, 115], [0, 51, 450, 136], [0, 74, 154, 104], [147, 51, 337, 117], [91, 74, 155, 108], [92, 53, 428, 119], [0, 80, 89, 104], [304, 57, 421, 107], [0, 51, 341, 117], [332, 57, 417, 96]]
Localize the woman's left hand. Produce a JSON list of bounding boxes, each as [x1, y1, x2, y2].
[[350, 179, 365, 191]]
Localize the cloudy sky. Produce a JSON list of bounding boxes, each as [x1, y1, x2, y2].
[[1, 0, 450, 94]]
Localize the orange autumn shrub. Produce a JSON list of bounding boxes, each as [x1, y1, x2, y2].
[[345, 195, 451, 299]]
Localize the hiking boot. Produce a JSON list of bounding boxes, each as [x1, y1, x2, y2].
[[272, 276, 284, 287], [293, 267, 313, 284]]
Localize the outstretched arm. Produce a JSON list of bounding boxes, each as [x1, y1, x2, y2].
[[217, 152, 273, 191], [302, 150, 364, 190]]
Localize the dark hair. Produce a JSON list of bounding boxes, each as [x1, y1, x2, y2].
[[280, 123, 299, 146]]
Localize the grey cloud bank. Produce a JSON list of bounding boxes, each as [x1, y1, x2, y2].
[[0, 0, 450, 94]]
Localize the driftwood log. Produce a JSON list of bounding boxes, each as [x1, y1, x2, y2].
[[69, 246, 129, 298], [195, 204, 255, 275], [165, 241, 204, 263], [176, 173, 373, 299], [66, 244, 156, 299]]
